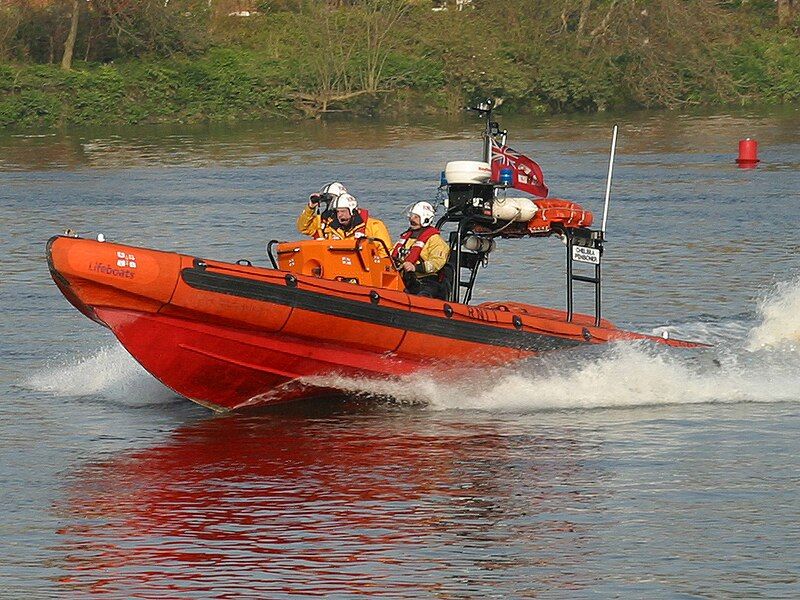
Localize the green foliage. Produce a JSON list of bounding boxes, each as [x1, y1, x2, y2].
[[720, 33, 800, 103], [0, 50, 296, 128], [0, 88, 60, 127], [0, 0, 799, 127], [62, 66, 126, 124], [0, 65, 15, 92], [532, 57, 620, 112], [382, 53, 445, 90]]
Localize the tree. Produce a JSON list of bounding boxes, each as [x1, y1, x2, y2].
[[0, 4, 22, 60], [292, 0, 413, 116], [61, 0, 80, 70], [358, 0, 411, 92]]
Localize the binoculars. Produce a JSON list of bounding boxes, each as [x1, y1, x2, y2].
[[309, 192, 336, 205]]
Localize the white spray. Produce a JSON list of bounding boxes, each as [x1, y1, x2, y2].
[[24, 344, 175, 406], [747, 276, 800, 350]]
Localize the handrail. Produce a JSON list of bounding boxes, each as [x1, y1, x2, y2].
[[266, 239, 281, 269]]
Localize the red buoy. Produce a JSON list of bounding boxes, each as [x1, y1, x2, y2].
[[736, 138, 760, 167]]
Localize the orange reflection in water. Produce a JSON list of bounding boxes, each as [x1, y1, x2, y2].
[[55, 409, 597, 596]]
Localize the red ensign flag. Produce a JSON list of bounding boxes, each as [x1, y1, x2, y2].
[[490, 138, 549, 198]]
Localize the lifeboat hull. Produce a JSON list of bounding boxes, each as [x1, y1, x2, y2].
[[47, 236, 703, 411]]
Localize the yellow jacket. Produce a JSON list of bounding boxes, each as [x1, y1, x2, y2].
[[297, 205, 392, 243], [296, 206, 392, 254], [397, 232, 450, 277]]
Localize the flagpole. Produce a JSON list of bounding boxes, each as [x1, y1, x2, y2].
[[482, 99, 493, 164], [601, 124, 618, 235]]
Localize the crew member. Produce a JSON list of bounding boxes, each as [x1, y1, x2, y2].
[[296, 181, 347, 238], [392, 201, 451, 299], [297, 183, 392, 252]]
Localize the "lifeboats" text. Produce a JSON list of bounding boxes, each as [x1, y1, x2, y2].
[[88, 262, 135, 279]]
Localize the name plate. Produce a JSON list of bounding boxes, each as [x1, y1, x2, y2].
[[572, 245, 600, 265]]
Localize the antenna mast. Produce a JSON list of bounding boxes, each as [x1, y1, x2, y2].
[[601, 124, 619, 235]]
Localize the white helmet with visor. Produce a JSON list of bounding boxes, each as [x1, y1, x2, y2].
[[321, 181, 347, 197], [331, 192, 358, 215], [408, 201, 435, 227]]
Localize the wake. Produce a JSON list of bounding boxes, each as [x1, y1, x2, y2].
[[312, 339, 800, 412], [308, 278, 800, 411]]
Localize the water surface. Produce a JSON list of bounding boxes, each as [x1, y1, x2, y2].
[[1, 107, 799, 597]]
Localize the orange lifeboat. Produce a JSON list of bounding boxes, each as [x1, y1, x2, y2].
[[47, 228, 704, 412], [46, 106, 707, 412]]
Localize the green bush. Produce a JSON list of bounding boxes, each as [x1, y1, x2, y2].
[[721, 33, 800, 103], [0, 64, 15, 91], [0, 89, 60, 127], [379, 53, 445, 91], [533, 58, 619, 112], [62, 66, 126, 124]]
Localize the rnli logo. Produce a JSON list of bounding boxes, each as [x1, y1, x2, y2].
[[115, 251, 137, 269]]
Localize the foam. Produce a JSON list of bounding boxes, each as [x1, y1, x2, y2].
[[305, 338, 800, 412], [747, 276, 800, 351], [23, 344, 176, 406]]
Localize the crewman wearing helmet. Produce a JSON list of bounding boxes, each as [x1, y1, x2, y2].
[[296, 182, 392, 254], [391, 201, 451, 299]]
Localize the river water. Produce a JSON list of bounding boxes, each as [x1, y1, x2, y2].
[[1, 108, 799, 597]]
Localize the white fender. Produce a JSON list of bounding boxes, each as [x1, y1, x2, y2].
[[492, 196, 538, 222]]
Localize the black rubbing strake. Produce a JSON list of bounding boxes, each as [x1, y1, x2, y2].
[[181, 268, 585, 352]]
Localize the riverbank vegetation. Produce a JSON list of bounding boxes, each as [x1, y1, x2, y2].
[[0, 0, 798, 127]]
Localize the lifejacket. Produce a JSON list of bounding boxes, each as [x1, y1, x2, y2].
[[315, 209, 370, 240], [391, 226, 440, 265]]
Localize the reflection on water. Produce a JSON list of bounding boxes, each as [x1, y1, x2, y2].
[[51, 403, 800, 597], [55, 411, 596, 596], [1, 120, 465, 171], [3, 106, 798, 171]]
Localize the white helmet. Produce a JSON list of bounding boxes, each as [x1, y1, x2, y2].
[[409, 201, 435, 227], [331, 192, 358, 214], [321, 181, 347, 197]]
